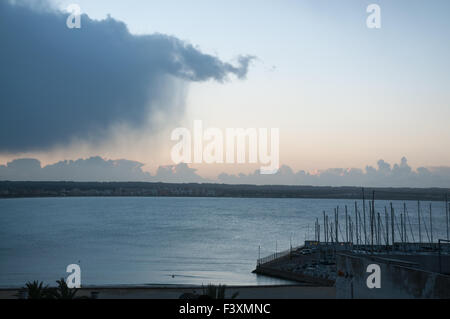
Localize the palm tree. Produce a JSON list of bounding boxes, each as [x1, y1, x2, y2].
[[49, 278, 80, 299], [24, 278, 85, 299], [201, 284, 239, 299], [24, 281, 52, 299]]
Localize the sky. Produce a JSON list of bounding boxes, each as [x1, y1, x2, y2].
[[1, 0, 450, 186]]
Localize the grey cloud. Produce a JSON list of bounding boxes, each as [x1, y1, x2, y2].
[[153, 163, 207, 184], [0, 158, 43, 180], [0, 157, 207, 183], [41, 157, 152, 181], [218, 158, 450, 188], [1, 156, 449, 187], [377, 159, 391, 175], [0, 1, 253, 152], [0, 157, 151, 181]]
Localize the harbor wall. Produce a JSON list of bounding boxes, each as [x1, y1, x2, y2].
[[336, 253, 450, 298], [254, 265, 334, 286]]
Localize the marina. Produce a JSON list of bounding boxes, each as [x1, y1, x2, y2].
[[254, 190, 450, 298]]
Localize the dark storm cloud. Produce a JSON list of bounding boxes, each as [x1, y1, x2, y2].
[[0, 1, 254, 152]]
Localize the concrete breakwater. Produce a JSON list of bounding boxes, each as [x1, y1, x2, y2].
[[336, 253, 450, 298], [254, 244, 336, 286]]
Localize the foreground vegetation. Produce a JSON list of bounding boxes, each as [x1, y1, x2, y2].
[[20, 279, 87, 299]]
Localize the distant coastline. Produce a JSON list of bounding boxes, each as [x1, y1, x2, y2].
[[0, 181, 448, 201]]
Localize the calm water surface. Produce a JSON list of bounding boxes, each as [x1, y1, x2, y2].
[[0, 197, 448, 287]]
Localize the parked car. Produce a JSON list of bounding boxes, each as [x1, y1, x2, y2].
[[301, 249, 312, 255]]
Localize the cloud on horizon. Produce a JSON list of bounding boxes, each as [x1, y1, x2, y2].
[[218, 157, 450, 188], [0, 157, 207, 183], [1, 156, 450, 187], [0, 0, 253, 152]]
